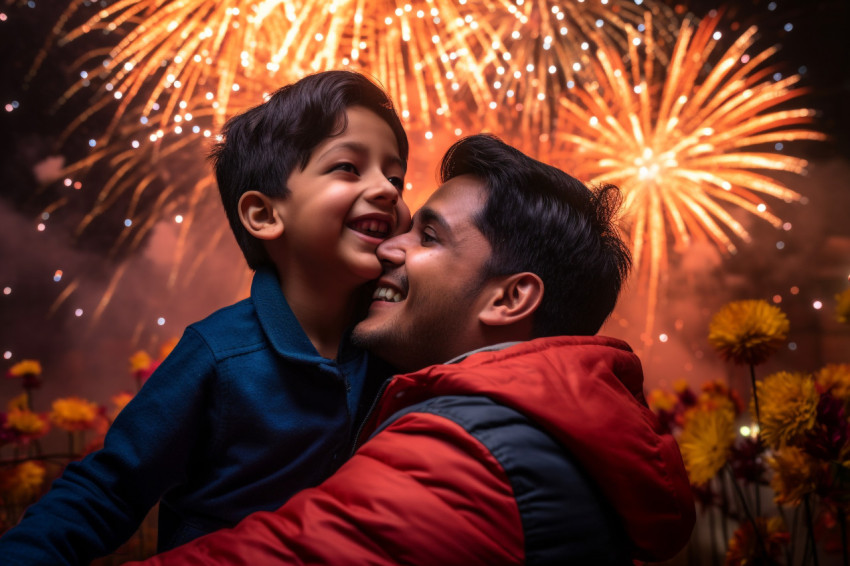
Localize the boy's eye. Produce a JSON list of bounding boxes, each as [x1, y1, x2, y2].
[[332, 163, 359, 175], [388, 176, 404, 191]]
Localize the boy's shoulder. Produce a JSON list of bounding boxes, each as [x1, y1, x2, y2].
[[187, 297, 266, 357]]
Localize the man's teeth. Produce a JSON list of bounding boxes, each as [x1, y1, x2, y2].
[[352, 219, 390, 237], [373, 287, 404, 302]]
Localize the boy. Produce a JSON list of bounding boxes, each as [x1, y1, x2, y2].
[[0, 70, 411, 565]]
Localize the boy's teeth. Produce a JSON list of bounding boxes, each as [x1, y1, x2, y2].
[[353, 219, 389, 236], [372, 287, 403, 302]]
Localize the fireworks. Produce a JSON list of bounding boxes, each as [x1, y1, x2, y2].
[[553, 12, 825, 334]]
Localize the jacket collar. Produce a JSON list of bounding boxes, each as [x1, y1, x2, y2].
[[252, 266, 359, 364]]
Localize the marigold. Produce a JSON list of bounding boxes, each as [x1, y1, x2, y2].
[[708, 300, 789, 365], [816, 364, 850, 403], [49, 397, 99, 432], [769, 446, 820, 506], [648, 389, 678, 413], [836, 288, 850, 325], [679, 406, 736, 485], [0, 461, 46, 504], [7, 360, 42, 377], [756, 371, 818, 449], [725, 516, 789, 566], [7, 393, 28, 411], [6, 409, 48, 439], [129, 351, 153, 372]]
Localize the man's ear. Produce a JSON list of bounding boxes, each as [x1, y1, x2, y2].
[[238, 191, 284, 241], [478, 272, 544, 327]]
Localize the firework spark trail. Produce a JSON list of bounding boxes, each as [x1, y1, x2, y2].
[[554, 11, 826, 340]]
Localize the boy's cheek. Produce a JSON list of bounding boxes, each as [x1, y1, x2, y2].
[[395, 201, 412, 235]]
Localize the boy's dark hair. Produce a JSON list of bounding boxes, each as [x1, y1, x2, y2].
[[439, 134, 632, 337], [210, 70, 409, 269]]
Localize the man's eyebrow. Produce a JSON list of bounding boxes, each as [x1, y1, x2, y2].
[[317, 141, 406, 172]]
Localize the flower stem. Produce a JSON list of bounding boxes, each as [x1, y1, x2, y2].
[[725, 464, 769, 561], [803, 495, 819, 566], [839, 507, 848, 566]]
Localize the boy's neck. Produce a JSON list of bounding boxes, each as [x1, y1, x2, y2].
[[276, 267, 361, 360]]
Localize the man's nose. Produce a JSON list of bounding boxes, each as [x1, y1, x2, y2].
[[376, 232, 407, 266]]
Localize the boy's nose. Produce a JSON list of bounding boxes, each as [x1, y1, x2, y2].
[[365, 176, 399, 207]]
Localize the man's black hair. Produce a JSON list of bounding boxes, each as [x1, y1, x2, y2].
[[440, 134, 631, 336], [210, 70, 409, 269]]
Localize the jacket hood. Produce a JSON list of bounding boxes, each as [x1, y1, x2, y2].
[[367, 335, 695, 562]]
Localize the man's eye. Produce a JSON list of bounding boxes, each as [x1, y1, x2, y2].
[[421, 229, 437, 244], [388, 176, 404, 190]]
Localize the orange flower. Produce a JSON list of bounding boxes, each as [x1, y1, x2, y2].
[[6, 393, 28, 411], [708, 300, 789, 365], [699, 380, 745, 416], [49, 397, 100, 432], [648, 389, 678, 413], [725, 516, 789, 566], [5, 409, 48, 439], [129, 351, 153, 373], [7, 360, 41, 377], [769, 446, 820, 506], [816, 364, 850, 403], [0, 461, 46, 504]]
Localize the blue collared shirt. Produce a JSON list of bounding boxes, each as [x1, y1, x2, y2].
[[0, 266, 386, 565]]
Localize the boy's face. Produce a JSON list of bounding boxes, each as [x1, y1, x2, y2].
[[271, 105, 410, 284]]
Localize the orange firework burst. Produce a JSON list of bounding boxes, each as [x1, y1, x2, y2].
[[553, 11, 826, 333], [470, 0, 677, 139]]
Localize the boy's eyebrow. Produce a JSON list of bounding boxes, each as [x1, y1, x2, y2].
[[319, 141, 406, 171]]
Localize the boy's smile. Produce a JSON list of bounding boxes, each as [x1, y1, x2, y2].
[[269, 105, 410, 285]]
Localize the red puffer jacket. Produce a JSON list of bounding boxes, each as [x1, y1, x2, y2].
[[136, 336, 695, 565]]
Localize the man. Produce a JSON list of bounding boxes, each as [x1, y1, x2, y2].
[[137, 134, 695, 565]]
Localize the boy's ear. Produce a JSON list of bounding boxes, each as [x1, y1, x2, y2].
[[238, 191, 284, 241], [478, 272, 543, 328]]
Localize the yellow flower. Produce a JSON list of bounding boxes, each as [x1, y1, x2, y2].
[[7, 360, 42, 377], [836, 288, 850, 325], [816, 364, 850, 402], [49, 397, 100, 432], [725, 516, 789, 566], [708, 300, 789, 365], [648, 389, 678, 413], [129, 350, 153, 372], [679, 406, 736, 485], [7, 393, 28, 411], [769, 446, 820, 505], [0, 461, 46, 503], [6, 409, 47, 437], [756, 371, 818, 449]]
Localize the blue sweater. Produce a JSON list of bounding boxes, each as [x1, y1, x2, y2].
[[0, 267, 386, 565]]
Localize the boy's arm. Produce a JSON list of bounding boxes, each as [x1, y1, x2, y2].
[[133, 411, 526, 566], [0, 328, 216, 566]]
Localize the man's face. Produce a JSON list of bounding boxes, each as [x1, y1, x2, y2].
[[352, 175, 494, 372]]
